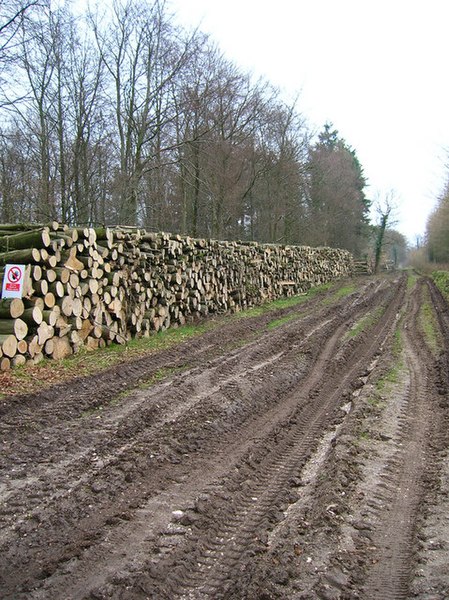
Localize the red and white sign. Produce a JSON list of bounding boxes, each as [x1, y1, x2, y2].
[[1, 264, 26, 299]]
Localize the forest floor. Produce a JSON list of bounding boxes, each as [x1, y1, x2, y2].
[[1, 272, 449, 599]]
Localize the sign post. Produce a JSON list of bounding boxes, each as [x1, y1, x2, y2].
[[1, 264, 26, 299]]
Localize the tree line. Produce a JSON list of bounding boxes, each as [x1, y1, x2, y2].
[[0, 0, 371, 256], [426, 176, 449, 264]]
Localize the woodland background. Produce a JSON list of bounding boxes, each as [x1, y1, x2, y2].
[[0, 0, 426, 266]]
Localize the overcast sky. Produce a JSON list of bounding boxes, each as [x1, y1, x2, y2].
[[168, 0, 449, 244]]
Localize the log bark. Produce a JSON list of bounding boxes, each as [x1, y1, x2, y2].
[[0, 247, 41, 266], [0, 318, 28, 340], [21, 306, 43, 326], [0, 228, 51, 251], [0, 298, 24, 319]]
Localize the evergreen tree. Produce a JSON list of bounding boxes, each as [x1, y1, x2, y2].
[[305, 123, 370, 255]]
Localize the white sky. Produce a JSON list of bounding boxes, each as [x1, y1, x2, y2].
[[168, 0, 449, 244]]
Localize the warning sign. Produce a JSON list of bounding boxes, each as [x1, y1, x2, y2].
[[1, 264, 26, 299]]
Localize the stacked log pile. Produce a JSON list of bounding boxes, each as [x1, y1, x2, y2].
[[0, 223, 353, 370]]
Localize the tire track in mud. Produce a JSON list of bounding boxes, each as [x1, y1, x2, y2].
[[0, 303, 349, 597], [204, 274, 449, 600], [102, 277, 406, 599], [0, 276, 406, 599], [286, 276, 449, 600], [359, 281, 434, 599]]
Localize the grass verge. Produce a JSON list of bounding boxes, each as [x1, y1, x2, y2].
[[419, 288, 442, 356], [431, 270, 449, 297]]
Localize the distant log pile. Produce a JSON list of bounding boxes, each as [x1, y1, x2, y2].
[[0, 223, 353, 370]]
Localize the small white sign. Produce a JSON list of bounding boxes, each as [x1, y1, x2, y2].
[[1, 264, 26, 299]]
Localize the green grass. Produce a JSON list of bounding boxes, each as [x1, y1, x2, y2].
[[238, 280, 354, 331], [346, 306, 385, 339], [367, 395, 386, 409], [267, 314, 299, 330], [419, 295, 441, 355], [233, 286, 319, 320], [374, 317, 404, 391], [432, 270, 449, 300], [407, 270, 418, 291], [392, 325, 402, 359], [323, 283, 356, 305], [378, 364, 401, 387]]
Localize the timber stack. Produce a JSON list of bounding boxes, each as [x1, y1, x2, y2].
[[0, 222, 353, 370]]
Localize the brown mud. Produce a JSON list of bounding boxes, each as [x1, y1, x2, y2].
[[1, 273, 448, 599]]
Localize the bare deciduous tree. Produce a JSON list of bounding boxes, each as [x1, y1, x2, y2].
[[0, 0, 372, 257], [373, 190, 398, 273]]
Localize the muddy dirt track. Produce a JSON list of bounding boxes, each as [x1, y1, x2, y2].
[[1, 273, 449, 599]]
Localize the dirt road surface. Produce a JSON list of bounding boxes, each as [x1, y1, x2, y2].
[[1, 273, 449, 599]]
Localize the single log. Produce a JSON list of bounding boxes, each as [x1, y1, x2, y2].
[[48, 281, 65, 298], [85, 336, 99, 351], [44, 338, 54, 356], [42, 308, 60, 327], [48, 221, 61, 231], [68, 315, 83, 331], [20, 306, 43, 326], [78, 319, 94, 341], [72, 297, 83, 318], [27, 335, 42, 358], [45, 269, 57, 283], [0, 228, 51, 252], [88, 279, 99, 295], [30, 352, 44, 365], [33, 279, 48, 296], [0, 247, 41, 267], [33, 265, 42, 281], [0, 223, 43, 232], [58, 295, 74, 317], [70, 330, 81, 345], [0, 318, 28, 340], [23, 296, 45, 311], [44, 292, 56, 308], [83, 296, 92, 314], [69, 273, 80, 288], [0, 298, 24, 319], [55, 317, 72, 338], [0, 334, 17, 358], [17, 339, 28, 354], [1, 357, 10, 371], [53, 267, 71, 284]]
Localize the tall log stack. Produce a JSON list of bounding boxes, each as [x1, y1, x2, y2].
[[0, 223, 353, 370]]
